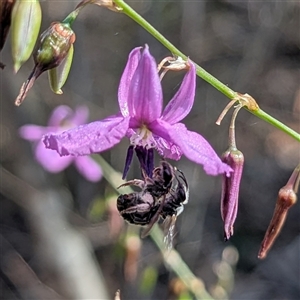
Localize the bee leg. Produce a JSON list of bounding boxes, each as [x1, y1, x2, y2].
[[174, 168, 188, 188], [174, 170, 189, 204], [141, 194, 166, 238], [178, 173, 188, 189], [117, 179, 145, 189], [141, 168, 157, 187]]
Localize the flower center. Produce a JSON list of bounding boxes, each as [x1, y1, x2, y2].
[[59, 119, 76, 131], [130, 125, 156, 149]]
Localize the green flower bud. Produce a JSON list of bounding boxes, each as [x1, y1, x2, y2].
[[15, 21, 76, 106], [11, 0, 42, 73], [34, 22, 76, 72], [48, 44, 74, 94]]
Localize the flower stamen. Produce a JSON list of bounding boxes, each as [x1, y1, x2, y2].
[[130, 125, 156, 149]]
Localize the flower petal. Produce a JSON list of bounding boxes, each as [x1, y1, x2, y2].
[[19, 125, 47, 141], [128, 45, 163, 123], [74, 156, 103, 182], [118, 47, 142, 117], [70, 105, 89, 125], [35, 140, 73, 172], [162, 60, 196, 124], [43, 114, 129, 156], [150, 119, 232, 176], [155, 136, 182, 160], [169, 123, 232, 176], [149, 119, 182, 160], [47, 105, 73, 127]]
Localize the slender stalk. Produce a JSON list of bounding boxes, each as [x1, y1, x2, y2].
[[228, 105, 244, 149], [62, 8, 81, 25], [95, 155, 214, 300], [113, 0, 300, 142]]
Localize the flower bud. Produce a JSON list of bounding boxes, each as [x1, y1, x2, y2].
[[0, 0, 16, 68], [34, 21, 76, 72], [15, 21, 76, 106], [48, 44, 74, 94], [0, 0, 16, 50], [258, 164, 299, 259], [11, 0, 42, 73], [221, 147, 244, 241]]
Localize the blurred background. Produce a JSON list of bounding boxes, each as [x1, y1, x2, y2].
[[1, 1, 299, 299]]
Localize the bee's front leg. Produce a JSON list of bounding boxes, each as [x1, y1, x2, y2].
[[118, 179, 145, 189]]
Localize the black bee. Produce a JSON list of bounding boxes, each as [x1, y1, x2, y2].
[[117, 161, 175, 226], [117, 161, 188, 248]]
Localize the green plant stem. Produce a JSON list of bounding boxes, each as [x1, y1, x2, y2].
[[62, 8, 81, 25], [114, 0, 235, 99], [113, 0, 300, 142], [95, 155, 214, 300]]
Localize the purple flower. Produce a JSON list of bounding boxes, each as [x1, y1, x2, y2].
[[43, 45, 232, 178], [19, 105, 102, 182]]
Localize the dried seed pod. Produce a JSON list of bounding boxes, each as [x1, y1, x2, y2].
[[11, 0, 42, 72]]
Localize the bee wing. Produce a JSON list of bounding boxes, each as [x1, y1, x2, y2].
[[140, 210, 160, 238], [141, 195, 166, 238], [163, 214, 177, 250]]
